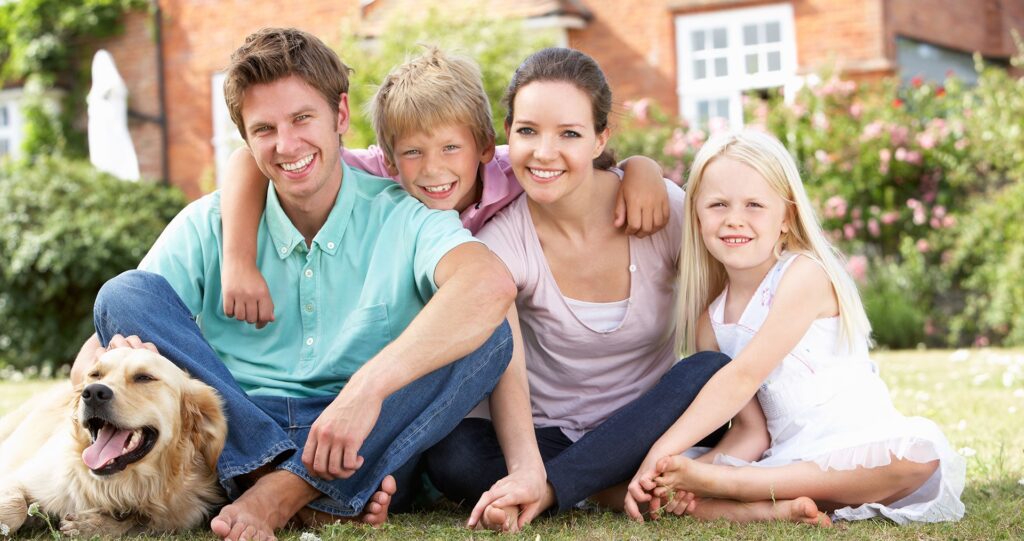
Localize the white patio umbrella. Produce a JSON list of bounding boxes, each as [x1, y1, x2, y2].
[[87, 49, 140, 181]]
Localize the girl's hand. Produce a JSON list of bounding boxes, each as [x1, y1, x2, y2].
[[222, 260, 275, 328], [467, 467, 548, 532]]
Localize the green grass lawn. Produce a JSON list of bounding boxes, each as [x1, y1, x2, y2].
[[2, 349, 1022, 540]]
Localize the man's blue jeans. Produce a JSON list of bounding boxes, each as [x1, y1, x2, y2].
[[93, 270, 512, 516]]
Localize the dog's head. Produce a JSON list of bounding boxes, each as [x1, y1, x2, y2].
[[73, 348, 226, 479]]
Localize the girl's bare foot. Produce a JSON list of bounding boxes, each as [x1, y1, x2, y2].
[[686, 496, 832, 526], [653, 455, 727, 499]]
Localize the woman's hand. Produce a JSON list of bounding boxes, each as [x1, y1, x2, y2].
[[467, 466, 549, 532]]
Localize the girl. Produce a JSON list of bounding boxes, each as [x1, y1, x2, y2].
[[624, 130, 965, 525], [425, 48, 755, 532]]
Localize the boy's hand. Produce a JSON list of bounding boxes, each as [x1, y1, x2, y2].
[[222, 261, 275, 328], [616, 156, 669, 238]]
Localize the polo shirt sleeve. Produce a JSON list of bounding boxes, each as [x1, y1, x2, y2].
[[137, 197, 216, 316], [475, 202, 528, 290], [405, 201, 479, 297], [342, 146, 397, 180]]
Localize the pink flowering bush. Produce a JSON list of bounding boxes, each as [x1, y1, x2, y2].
[[612, 43, 1024, 347]]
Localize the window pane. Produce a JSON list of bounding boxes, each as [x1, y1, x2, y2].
[[715, 98, 730, 117], [714, 57, 728, 77], [712, 27, 727, 49], [692, 30, 706, 52], [0, 106, 8, 127], [697, 100, 710, 121], [0, 138, 9, 156], [745, 53, 759, 74], [743, 24, 759, 46], [694, 59, 706, 79], [767, 51, 781, 71], [766, 22, 781, 43]]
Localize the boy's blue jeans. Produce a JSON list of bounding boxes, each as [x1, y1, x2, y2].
[[92, 270, 512, 516]]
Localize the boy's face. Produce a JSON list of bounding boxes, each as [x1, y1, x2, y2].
[[390, 124, 495, 212], [241, 75, 349, 206]]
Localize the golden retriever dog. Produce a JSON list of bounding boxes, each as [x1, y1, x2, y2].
[[0, 348, 226, 537]]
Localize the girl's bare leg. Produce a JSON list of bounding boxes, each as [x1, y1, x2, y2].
[[653, 454, 938, 508], [685, 496, 831, 526]]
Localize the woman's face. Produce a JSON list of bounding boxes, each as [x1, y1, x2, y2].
[[506, 80, 609, 205]]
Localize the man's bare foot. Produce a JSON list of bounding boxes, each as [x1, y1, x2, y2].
[[211, 471, 320, 541], [479, 504, 520, 532], [686, 496, 831, 526], [653, 455, 727, 499], [294, 475, 398, 527]]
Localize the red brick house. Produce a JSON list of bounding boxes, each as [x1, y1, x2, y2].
[[5, 0, 1019, 198]]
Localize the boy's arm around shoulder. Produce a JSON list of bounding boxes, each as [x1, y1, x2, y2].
[[616, 156, 669, 238], [220, 146, 274, 327]]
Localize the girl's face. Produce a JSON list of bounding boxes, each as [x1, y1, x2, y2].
[[506, 81, 609, 205], [695, 156, 790, 277]]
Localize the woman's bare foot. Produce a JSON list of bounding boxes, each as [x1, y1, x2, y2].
[[686, 496, 832, 526], [293, 475, 398, 527], [479, 504, 520, 532], [653, 455, 728, 499], [211, 470, 320, 541]]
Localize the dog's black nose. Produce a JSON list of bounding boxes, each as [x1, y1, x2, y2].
[[81, 383, 114, 406]]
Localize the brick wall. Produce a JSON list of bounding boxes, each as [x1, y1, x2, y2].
[[567, 2, 680, 117], [886, 0, 1024, 59]]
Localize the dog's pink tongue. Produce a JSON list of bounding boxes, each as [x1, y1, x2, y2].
[[82, 425, 132, 470]]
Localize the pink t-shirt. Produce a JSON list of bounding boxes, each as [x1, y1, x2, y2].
[[342, 145, 523, 234], [476, 180, 685, 441]]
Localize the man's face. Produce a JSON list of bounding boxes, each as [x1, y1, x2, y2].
[[241, 75, 349, 206]]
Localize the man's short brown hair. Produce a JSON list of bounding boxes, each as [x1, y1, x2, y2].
[[224, 27, 352, 139], [368, 47, 495, 164]]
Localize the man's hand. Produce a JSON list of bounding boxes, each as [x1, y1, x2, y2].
[[104, 333, 158, 353], [302, 382, 383, 480], [222, 260, 275, 329]]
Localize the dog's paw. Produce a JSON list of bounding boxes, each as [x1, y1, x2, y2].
[[60, 513, 133, 538]]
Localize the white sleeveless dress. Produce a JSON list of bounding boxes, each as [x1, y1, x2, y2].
[[708, 253, 965, 524]]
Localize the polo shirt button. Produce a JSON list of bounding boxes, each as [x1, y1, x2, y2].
[[279, 246, 287, 255], [304, 303, 314, 312], [305, 337, 314, 346], [629, 264, 637, 272], [327, 242, 336, 250], [304, 269, 314, 278]]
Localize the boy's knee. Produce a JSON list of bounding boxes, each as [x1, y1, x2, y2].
[[668, 351, 731, 383], [475, 320, 513, 373]]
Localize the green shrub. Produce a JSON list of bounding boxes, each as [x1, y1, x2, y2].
[[944, 181, 1024, 346], [336, 3, 557, 151], [0, 157, 185, 369]]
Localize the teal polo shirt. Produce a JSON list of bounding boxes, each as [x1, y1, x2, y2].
[[139, 159, 477, 397]]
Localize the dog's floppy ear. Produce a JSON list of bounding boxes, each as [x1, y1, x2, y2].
[[181, 379, 227, 474]]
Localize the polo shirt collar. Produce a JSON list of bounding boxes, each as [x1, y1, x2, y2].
[[264, 158, 356, 259]]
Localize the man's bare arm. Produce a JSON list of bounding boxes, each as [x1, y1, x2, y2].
[[302, 241, 517, 479]]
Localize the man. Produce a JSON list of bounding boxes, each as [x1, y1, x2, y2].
[[70, 27, 516, 541]]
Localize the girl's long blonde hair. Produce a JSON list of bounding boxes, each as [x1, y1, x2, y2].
[[676, 130, 871, 355]]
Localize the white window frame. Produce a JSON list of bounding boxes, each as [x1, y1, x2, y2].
[[211, 72, 246, 188], [675, 3, 797, 127], [0, 88, 26, 160]]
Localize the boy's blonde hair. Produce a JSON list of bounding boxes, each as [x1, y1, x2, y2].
[[677, 130, 871, 355], [369, 47, 496, 165]]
